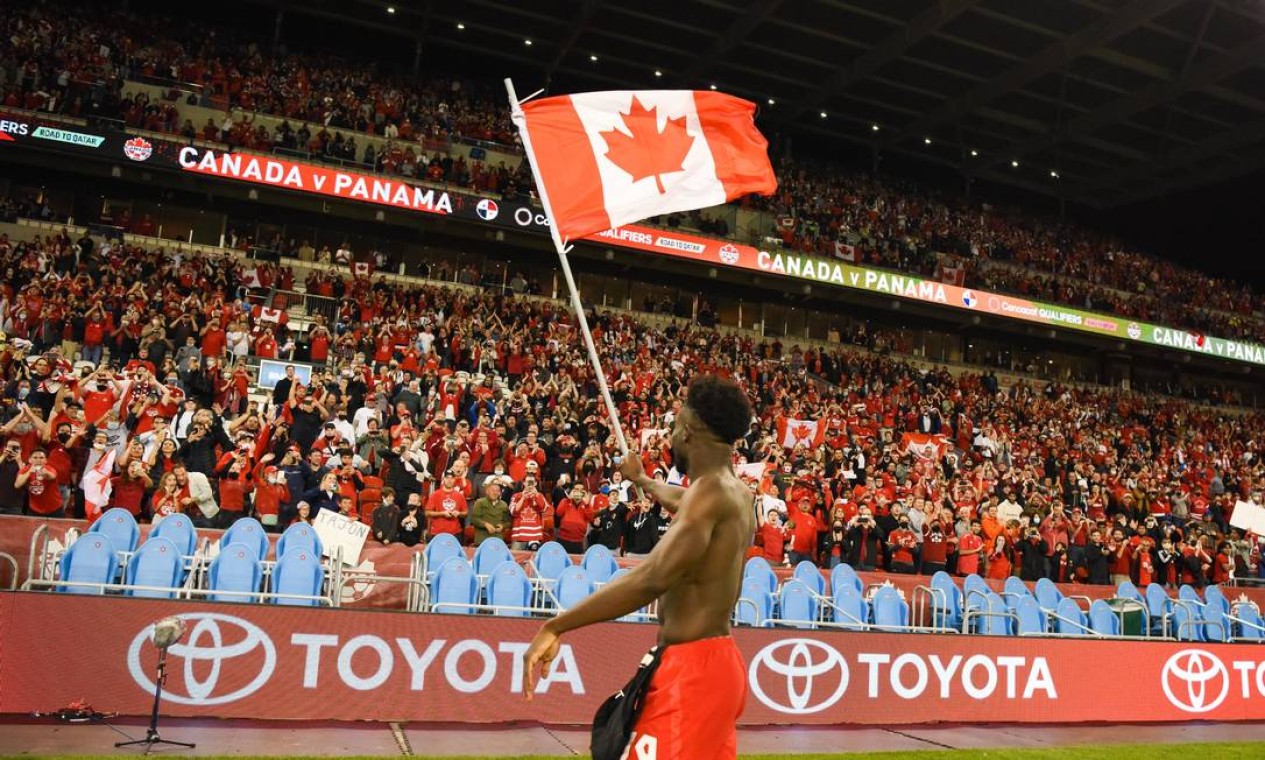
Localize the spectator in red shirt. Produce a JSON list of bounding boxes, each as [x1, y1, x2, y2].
[[888, 515, 920, 574], [16, 449, 62, 517], [425, 470, 468, 540], [554, 484, 594, 554], [785, 497, 820, 566], [920, 519, 954, 576], [109, 459, 153, 518], [758, 509, 789, 565], [510, 476, 550, 550], [956, 520, 984, 576]]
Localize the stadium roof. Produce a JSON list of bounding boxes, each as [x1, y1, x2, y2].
[[260, 0, 1265, 208]]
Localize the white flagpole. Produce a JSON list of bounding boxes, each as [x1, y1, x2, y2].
[[504, 78, 633, 458]]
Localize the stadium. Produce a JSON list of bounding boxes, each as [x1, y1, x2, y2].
[[2, 0, 1265, 757]]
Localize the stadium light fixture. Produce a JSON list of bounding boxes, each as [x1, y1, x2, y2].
[[820, 112, 827, 119], [768, 98, 775, 105], [709, 84, 717, 90], [456, 22, 465, 30], [1011, 159, 1019, 168], [524, 39, 532, 46], [654, 69, 662, 77], [1050, 170, 1060, 179], [970, 149, 978, 157], [590, 54, 598, 61], [924, 137, 932, 145], [871, 124, 880, 132], [387, 6, 395, 13]]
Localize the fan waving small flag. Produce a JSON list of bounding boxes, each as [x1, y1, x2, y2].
[[512, 90, 777, 242], [83, 449, 116, 522], [776, 416, 826, 449]]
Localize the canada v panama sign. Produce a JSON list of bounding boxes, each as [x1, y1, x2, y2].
[[3, 594, 1265, 725]]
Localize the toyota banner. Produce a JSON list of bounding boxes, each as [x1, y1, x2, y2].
[[2, 593, 1263, 725]]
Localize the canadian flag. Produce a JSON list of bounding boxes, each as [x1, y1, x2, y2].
[[240, 267, 262, 289], [777, 417, 826, 449], [252, 304, 289, 326], [83, 449, 116, 522], [513, 90, 777, 242], [353, 261, 373, 277], [939, 262, 965, 287], [901, 433, 949, 461], [834, 241, 857, 261], [734, 461, 774, 481]]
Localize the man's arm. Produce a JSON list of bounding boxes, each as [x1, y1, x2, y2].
[[620, 448, 685, 513], [521, 487, 721, 697]]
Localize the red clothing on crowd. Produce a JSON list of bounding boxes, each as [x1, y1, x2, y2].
[[20, 464, 62, 514], [555, 498, 594, 544], [108, 475, 147, 517], [510, 491, 550, 544], [786, 510, 820, 557], [759, 521, 788, 564], [888, 528, 919, 567], [957, 532, 983, 576], [426, 486, 468, 537]]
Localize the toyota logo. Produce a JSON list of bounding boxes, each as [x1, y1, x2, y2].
[[1161, 649, 1229, 714], [127, 612, 276, 705], [748, 638, 848, 714]]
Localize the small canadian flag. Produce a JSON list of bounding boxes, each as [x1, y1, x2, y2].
[[776, 416, 826, 449], [83, 449, 116, 522], [513, 90, 777, 242], [353, 261, 373, 277], [834, 241, 857, 261], [240, 267, 261, 289]]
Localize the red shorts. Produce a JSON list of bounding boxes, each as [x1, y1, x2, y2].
[[627, 636, 746, 759]]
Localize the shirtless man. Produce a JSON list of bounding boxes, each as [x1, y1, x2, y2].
[[523, 375, 754, 758]]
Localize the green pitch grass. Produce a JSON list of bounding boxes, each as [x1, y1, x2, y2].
[[5, 742, 1265, 759]]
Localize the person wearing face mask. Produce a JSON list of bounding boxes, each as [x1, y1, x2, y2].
[[251, 454, 292, 530], [887, 514, 919, 574]]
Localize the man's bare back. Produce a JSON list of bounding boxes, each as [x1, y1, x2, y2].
[[654, 470, 753, 644]]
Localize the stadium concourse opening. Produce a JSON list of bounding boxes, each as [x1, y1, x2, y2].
[[5, 0, 1265, 756]]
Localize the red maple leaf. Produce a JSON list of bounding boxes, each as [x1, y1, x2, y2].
[[600, 97, 695, 194]]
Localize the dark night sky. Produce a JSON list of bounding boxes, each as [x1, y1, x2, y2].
[[134, 0, 1265, 290]]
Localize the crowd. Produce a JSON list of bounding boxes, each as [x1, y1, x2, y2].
[[0, 219, 1262, 592], [5, 2, 1265, 346]]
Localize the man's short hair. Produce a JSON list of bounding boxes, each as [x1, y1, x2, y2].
[[685, 375, 752, 443]]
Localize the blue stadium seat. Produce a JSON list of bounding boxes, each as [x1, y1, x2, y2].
[[792, 561, 826, 596], [1233, 603, 1265, 641], [125, 537, 183, 598], [277, 523, 324, 559], [979, 591, 1013, 636], [1171, 602, 1204, 642], [1055, 597, 1088, 635], [1203, 586, 1230, 642], [430, 556, 478, 615], [473, 537, 514, 578], [1178, 584, 1202, 605], [1116, 580, 1144, 605], [89, 508, 140, 554], [1034, 577, 1064, 611], [776, 579, 819, 628], [1015, 596, 1047, 636], [424, 533, 464, 579], [272, 548, 325, 606], [58, 534, 118, 594], [830, 586, 869, 630], [1003, 575, 1028, 601], [1145, 583, 1171, 633], [963, 574, 989, 617], [150, 512, 198, 556], [736, 576, 773, 627], [581, 544, 619, 584], [208, 542, 262, 603], [529, 541, 572, 589], [929, 571, 962, 630], [829, 563, 862, 596], [744, 556, 779, 595], [221, 517, 269, 561], [487, 561, 533, 617], [872, 587, 909, 632], [554, 566, 596, 611], [1089, 599, 1120, 636]]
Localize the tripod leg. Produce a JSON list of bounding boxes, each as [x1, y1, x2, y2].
[[114, 648, 195, 751]]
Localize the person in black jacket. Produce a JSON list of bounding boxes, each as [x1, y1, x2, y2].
[[1084, 529, 1113, 585], [177, 409, 233, 479], [298, 471, 342, 518], [623, 498, 663, 558], [397, 493, 425, 547], [1014, 528, 1050, 581], [587, 499, 628, 552], [845, 511, 886, 571], [371, 488, 401, 544]]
